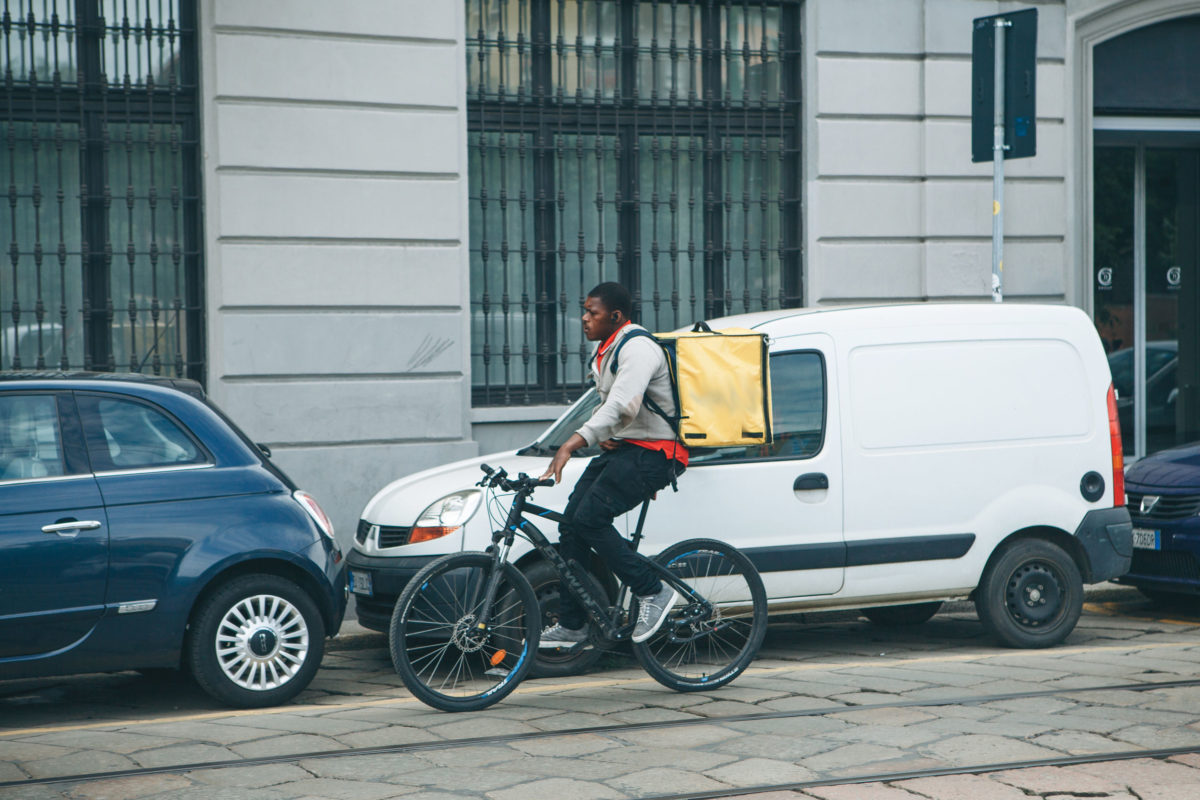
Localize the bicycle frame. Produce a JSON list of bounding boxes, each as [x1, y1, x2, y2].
[[478, 484, 710, 642]]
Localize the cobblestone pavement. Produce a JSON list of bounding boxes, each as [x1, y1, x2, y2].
[[1, 588, 1199, 800]]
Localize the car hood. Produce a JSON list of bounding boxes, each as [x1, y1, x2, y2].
[[359, 449, 586, 532], [1126, 442, 1200, 491]]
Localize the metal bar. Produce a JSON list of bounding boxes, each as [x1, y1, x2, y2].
[[1134, 143, 1147, 460], [532, 0, 556, 399], [991, 17, 1008, 303]]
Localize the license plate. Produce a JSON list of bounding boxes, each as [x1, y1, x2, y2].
[[1132, 528, 1160, 550], [349, 570, 373, 596]]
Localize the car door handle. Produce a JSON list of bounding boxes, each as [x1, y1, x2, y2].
[[41, 520, 103, 537], [793, 473, 829, 491]]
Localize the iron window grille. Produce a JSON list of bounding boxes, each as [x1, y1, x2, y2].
[[2, 0, 203, 381], [468, 0, 802, 406]]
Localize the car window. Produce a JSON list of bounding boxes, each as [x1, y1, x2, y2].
[[690, 350, 826, 465], [79, 395, 206, 470], [0, 395, 66, 481]]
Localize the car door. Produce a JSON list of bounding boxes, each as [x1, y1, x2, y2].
[[0, 392, 109, 660], [647, 335, 845, 599]]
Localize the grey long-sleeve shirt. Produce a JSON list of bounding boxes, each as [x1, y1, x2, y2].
[[576, 323, 678, 447]]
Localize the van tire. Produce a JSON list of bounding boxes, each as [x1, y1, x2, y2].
[[976, 539, 1082, 648], [523, 560, 607, 678], [861, 602, 942, 626]]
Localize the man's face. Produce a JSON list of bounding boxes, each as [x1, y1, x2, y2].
[[582, 295, 619, 342]]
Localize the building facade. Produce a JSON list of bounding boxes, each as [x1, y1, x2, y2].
[[4, 0, 1199, 546]]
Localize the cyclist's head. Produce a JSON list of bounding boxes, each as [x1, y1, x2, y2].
[[583, 282, 633, 341]]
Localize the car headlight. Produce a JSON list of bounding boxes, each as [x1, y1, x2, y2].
[[411, 490, 482, 544]]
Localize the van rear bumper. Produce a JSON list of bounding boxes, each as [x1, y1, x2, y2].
[[1074, 506, 1134, 582]]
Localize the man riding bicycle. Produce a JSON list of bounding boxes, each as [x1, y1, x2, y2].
[[539, 282, 688, 647]]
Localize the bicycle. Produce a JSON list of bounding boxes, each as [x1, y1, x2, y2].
[[388, 463, 769, 712]]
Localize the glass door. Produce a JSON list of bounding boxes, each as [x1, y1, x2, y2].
[[1094, 143, 1200, 459]]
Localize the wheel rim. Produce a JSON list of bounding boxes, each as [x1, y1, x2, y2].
[[400, 562, 530, 700], [640, 548, 757, 682], [215, 593, 310, 691], [1004, 561, 1065, 628]]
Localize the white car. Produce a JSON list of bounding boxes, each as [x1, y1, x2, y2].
[[349, 303, 1132, 668]]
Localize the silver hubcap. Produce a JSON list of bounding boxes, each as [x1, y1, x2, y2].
[[215, 594, 309, 691]]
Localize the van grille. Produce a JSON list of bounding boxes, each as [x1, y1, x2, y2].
[[1129, 549, 1200, 582], [378, 526, 413, 549], [355, 520, 412, 548], [1126, 492, 1200, 521]]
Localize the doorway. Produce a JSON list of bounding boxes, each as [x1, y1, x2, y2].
[[1093, 138, 1200, 459]]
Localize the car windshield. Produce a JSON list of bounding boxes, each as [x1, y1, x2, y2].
[[517, 391, 603, 457]]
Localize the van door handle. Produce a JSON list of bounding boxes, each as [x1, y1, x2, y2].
[[794, 473, 829, 491], [41, 520, 102, 537]]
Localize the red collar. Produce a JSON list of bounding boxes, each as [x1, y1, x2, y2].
[[595, 321, 632, 367]]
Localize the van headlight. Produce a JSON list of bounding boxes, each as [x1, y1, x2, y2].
[[410, 490, 483, 544]]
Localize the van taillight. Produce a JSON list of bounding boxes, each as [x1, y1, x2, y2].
[[1107, 384, 1125, 507]]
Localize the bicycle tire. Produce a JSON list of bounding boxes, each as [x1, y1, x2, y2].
[[633, 538, 767, 692], [389, 552, 539, 712]]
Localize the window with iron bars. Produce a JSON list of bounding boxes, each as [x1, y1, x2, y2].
[[468, 0, 802, 406], [1, 0, 203, 380]]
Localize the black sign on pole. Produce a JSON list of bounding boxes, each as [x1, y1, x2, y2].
[[972, 8, 1037, 162]]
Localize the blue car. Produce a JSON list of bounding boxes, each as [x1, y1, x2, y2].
[[1119, 441, 1200, 599], [0, 374, 346, 707]]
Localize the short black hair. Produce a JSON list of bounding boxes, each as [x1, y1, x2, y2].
[[587, 282, 633, 319]]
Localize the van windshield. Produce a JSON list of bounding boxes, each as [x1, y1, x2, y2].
[[517, 390, 603, 457]]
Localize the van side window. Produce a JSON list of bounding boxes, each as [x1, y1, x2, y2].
[[0, 395, 66, 481], [690, 351, 825, 464]]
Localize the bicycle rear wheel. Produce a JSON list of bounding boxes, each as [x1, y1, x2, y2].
[[633, 538, 767, 692], [389, 552, 538, 712]]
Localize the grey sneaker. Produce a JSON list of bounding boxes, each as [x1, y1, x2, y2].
[[632, 583, 679, 643], [538, 622, 588, 648]]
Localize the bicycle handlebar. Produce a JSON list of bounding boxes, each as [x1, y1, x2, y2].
[[478, 463, 554, 492]]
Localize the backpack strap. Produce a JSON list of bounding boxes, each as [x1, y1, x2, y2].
[[607, 328, 684, 492], [608, 328, 658, 374]]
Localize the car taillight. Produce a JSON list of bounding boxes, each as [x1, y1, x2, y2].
[[294, 490, 335, 541], [1107, 384, 1125, 508]]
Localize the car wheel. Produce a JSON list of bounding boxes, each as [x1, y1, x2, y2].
[[186, 574, 326, 708], [975, 539, 1082, 649], [523, 560, 607, 679], [861, 601, 942, 626]]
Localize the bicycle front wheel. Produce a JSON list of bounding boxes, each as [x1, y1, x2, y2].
[[389, 552, 539, 712], [633, 538, 767, 692]]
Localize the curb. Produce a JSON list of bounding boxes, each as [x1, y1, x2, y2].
[[327, 583, 1143, 653]]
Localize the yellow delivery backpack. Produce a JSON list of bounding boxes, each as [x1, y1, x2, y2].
[[611, 321, 773, 448]]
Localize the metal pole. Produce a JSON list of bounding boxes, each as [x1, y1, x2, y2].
[[1133, 145, 1147, 460], [992, 18, 1010, 303]]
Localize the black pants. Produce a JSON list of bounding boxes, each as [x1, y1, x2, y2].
[[556, 444, 683, 630]]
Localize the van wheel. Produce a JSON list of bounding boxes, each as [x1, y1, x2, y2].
[[976, 539, 1082, 648], [186, 575, 325, 707], [523, 560, 606, 679], [861, 602, 942, 626]]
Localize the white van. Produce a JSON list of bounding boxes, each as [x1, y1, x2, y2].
[[349, 303, 1133, 658]]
